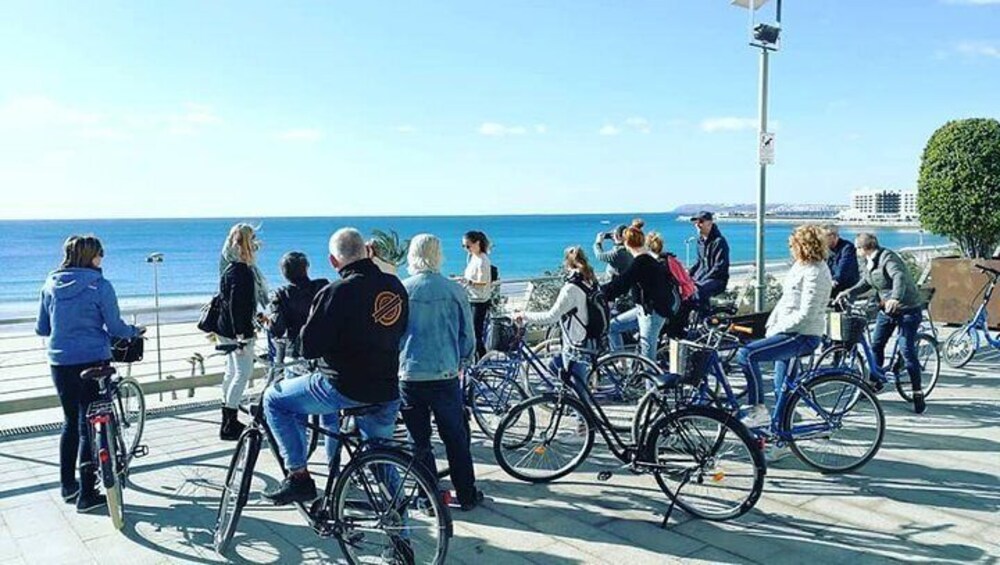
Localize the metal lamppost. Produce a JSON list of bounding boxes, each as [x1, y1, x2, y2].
[[146, 252, 164, 399], [732, 0, 782, 312]]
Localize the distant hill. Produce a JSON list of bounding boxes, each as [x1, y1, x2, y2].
[[671, 203, 847, 216]]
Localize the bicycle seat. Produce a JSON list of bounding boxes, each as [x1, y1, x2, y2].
[[341, 405, 381, 418], [215, 343, 243, 354], [81, 366, 116, 381]]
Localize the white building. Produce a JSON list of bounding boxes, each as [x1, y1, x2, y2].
[[838, 189, 919, 223]]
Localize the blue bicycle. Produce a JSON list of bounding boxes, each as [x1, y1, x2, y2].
[[814, 298, 940, 403], [468, 317, 660, 438], [943, 264, 1000, 368], [635, 333, 885, 474]]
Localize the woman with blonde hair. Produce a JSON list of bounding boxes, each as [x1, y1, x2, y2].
[[736, 224, 833, 434], [216, 223, 269, 440]]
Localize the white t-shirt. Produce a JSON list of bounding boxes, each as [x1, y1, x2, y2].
[[464, 253, 493, 303]]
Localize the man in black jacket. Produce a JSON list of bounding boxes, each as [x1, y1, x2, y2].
[[823, 225, 860, 298], [262, 228, 409, 505], [688, 211, 731, 311], [266, 251, 328, 360]]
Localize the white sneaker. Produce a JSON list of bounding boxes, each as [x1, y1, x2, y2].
[[742, 405, 771, 429]]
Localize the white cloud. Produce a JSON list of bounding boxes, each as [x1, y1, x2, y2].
[[700, 117, 758, 132], [166, 104, 222, 136], [277, 128, 324, 142], [479, 122, 527, 136], [598, 124, 621, 136], [955, 41, 1000, 59], [624, 116, 651, 133], [0, 96, 101, 128], [395, 125, 417, 134], [534, 124, 548, 134]]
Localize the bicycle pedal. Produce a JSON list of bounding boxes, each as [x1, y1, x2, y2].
[[596, 471, 613, 482], [132, 445, 149, 459]]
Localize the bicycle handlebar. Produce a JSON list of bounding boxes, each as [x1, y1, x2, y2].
[[975, 264, 1000, 278]]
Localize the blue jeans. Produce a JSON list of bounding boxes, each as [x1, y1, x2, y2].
[[608, 307, 639, 352], [263, 373, 400, 471], [609, 307, 666, 361], [871, 310, 922, 389], [399, 379, 477, 504], [548, 354, 590, 391], [736, 333, 821, 409], [693, 279, 727, 313]]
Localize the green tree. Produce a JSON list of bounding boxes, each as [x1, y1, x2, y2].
[[917, 118, 1000, 259]]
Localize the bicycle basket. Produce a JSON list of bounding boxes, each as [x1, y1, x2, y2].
[[669, 339, 713, 385], [827, 312, 867, 343], [111, 336, 144, 364], [486, 316, 519, 353]]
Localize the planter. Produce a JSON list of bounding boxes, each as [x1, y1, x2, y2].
[[928, 257, 1000, 328]]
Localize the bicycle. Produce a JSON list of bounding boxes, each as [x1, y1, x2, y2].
[[81, 365, 149, 530], [815, 297, 940, 402], [470, 317, 660, 438], [213, 341, 452, 564], [492, 354, 765, 523], [641, 337, 885, 474], [943, 264, 1000, 368]]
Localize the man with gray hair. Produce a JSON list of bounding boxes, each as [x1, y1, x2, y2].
[[398, 234, 484, 510], [823, 224, 860, 298], [838, 233, 926, 413], [262, 227, 410, 504]]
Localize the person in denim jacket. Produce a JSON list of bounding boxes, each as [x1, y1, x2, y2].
[[36, 235, 144, 513], [398, 234, 484, 510]]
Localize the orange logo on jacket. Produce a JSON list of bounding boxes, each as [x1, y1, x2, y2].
[[372, 291, 403, 327]]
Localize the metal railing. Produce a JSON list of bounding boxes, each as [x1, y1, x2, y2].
[[0, 243, 957, 420]]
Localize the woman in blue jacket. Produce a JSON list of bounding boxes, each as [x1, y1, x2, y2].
[[36, 236, 144, 513]]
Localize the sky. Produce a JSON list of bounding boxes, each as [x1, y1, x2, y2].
[[0, 0, 997, 220]]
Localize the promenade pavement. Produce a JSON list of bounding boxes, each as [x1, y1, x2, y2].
[[1, 351, 998, 564]]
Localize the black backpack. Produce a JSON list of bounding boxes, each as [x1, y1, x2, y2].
[[566, 275, 610, 343]]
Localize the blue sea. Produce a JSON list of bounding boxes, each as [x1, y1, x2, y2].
[[0, 215, 943, 319]]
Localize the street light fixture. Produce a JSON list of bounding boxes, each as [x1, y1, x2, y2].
[[146, 252, 164, 399], [732, 0, 782, 312]]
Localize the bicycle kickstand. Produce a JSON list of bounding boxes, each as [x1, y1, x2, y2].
[[660, 470, 693, 529]]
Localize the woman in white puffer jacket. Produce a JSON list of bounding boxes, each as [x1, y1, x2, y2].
[[737, 225, 833, 429]]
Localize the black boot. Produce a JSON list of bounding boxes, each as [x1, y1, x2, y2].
[[220, 407, 245, 441], [76, 464, 107, 513], [913, 390, 926, 414]]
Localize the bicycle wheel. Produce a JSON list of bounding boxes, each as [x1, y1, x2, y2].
[[113, 378, 146, 462], [215, 430, 262, 554], [783, 374, 884, 474], [467, 372, 531, 439], [103, 419, 126, 531], [813, 344, 868, 380], [642, 405, 764, 521], [331, 449, 450, 565], [493, 394, 595, 483], [894, 334, 940, 401], [591, 352, 660, 405], [942, 324, 977, 369]]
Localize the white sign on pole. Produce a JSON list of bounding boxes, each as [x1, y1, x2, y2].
[[759, 131, 775, 165]]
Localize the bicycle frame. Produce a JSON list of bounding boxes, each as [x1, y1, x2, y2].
[[963, 298, 1000, 349]]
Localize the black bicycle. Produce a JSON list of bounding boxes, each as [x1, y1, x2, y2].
[[82, 365, 149, 530], [492, 356, 765, 523], [213, 342, 452, 564]]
